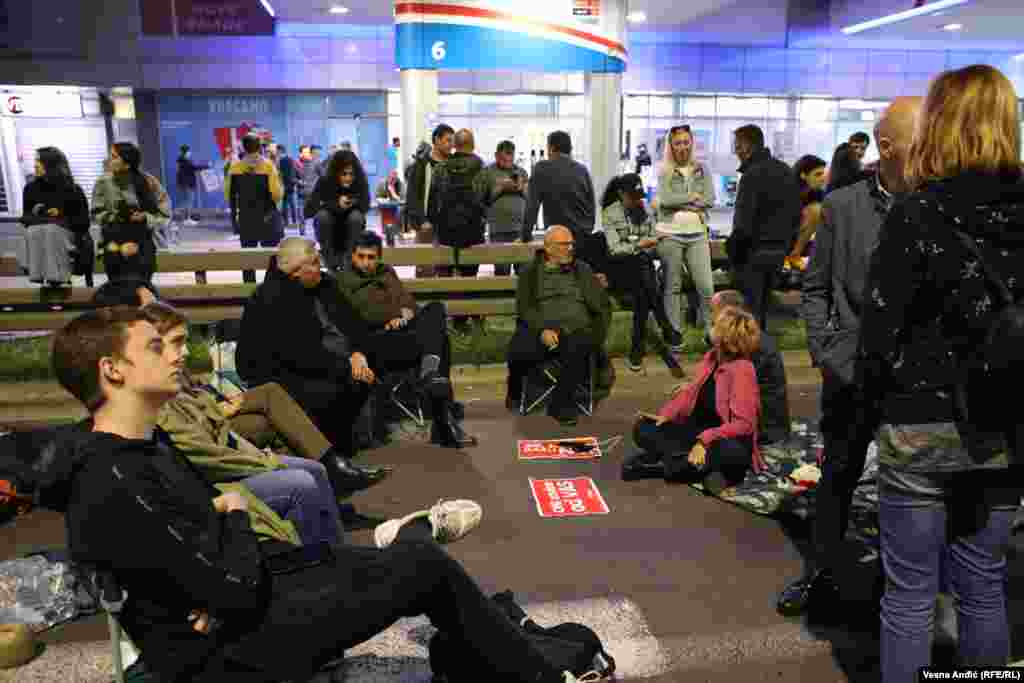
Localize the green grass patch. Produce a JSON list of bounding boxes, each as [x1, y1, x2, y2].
[[0, 312, 807, 383]]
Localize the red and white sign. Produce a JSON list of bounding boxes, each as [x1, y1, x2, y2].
[[517, 437, 602, 461], [213, 122, 273, 161], [529, 477, 610, 518]]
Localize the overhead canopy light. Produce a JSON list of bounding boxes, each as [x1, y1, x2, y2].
[[329, 5, 350, 14], [840, 0, 970, 35], [941, 22, 963, 31], [626, 11, 647, 23], [260, 0, 275, 17]]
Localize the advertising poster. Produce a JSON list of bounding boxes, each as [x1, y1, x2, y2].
[[517, 437, 602, 461], [529, 477, 610, 518]]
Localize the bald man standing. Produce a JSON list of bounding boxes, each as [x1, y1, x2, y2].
[[777, 97, 922, 618], [429, 128, 489, 277], [508, 226, 610, 426]]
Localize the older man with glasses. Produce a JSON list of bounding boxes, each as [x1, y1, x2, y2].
[[506, 226, 611, 427], [236, 238, 379, 475]]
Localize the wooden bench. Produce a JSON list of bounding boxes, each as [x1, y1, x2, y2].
[[0, 246, 457, 283]]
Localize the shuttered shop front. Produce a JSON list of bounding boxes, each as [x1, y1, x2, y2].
[[14, 118, 108, 202]]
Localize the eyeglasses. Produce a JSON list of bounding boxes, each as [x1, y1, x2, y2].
[[550, 240, 575, 247], [289, 255, 321, 276]]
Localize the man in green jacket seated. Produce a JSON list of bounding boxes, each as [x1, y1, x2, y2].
[[336, 230, 477, 449], [508, 225, 611, 426]]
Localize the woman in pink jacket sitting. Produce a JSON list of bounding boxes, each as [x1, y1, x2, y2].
[[622, 306, 765, 491]]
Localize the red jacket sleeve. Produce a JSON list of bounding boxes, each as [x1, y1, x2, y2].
[[698, 360, 760, 446], [657, 354, 711, 421]]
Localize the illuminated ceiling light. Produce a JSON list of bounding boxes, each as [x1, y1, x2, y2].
[[941, 22, 963, 31], [626, 11, 647, 23], [329, 5, 350, 14], [260, 0, 275, 17], [841, 0, 970, 35], [1014, 53, 1024, 60]]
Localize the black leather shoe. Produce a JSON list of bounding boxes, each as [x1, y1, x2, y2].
[[431, 403, 479, 448], [320, 449, 390, 498], [622, 452, 665, 481], [776, 569, 839, 617], [505, 394, 520, 413]]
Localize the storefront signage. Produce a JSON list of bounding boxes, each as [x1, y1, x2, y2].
[[208, 98, 271, 115], [395, 0, 627, 73], [141, 0, 275, 36], [1, 92, 82, 118]]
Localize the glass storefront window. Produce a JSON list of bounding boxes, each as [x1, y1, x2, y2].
[[717, 97, 768, 118], [387, 91, 401, 116], [650, 96, 675, 118], [624, 95, 649, 118], [470, 94, 555, 116], [439, 93, 472, 115], [798, 98, 837, 122], [559, 95, 585, 117], [683, 96, 716, 118]]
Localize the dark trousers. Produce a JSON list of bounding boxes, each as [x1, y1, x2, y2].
[[490, 231, 519, 276], [316, 209, 366, 271], [633, 417, 753, 484], [281, 188, 299, 225], [810, 375, 875, 573], [274, 374, 369, 457], [240, 232, 281, 283], [365, 302, 450, 379], [507, 325, 596, 418], [606, 252, 672, 353], [437, 264, 480, 278], [209, 521, 565, 683], [101, 225, 157, 282], [733, 254, 782, 331]]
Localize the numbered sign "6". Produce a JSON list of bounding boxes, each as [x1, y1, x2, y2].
[[431, 41, 446, 62]]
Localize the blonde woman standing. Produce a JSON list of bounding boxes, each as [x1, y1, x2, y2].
[[655, 125, 716, 346]]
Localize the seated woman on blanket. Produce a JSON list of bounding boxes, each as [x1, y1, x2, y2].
[[621, 306, 764, 493]]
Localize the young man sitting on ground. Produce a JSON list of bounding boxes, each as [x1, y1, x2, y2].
[[48, 306, 586, 683], [336, 230, 477, 448]]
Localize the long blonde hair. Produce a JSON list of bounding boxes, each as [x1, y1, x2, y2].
[[660, 125, 696, 176], [906, 64, 1021, 189]]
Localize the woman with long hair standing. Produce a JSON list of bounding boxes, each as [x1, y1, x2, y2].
[[304, 149, 370, 270], [655, 125, 716, 346], [92, 142, 171, 281], [787, 154, 827, 266], [858, 65, 1024, 681], [19, 147, 90, 287]]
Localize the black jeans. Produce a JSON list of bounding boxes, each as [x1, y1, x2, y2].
[[281, 188, 299, 225], [208, 521, 566, 683], [733, 253, 783, 332], [632, 417, 753, 484], [365, 302, 450, 379], [316, 209, 366, 271], [101, 224, 157, 282], [490, 231, 519, 276], [810, 374, 875, 573], [605, 252, 672, 353], [507, 324, 596, 418]]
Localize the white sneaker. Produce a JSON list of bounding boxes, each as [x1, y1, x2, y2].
[[374, 499, 482, 549]]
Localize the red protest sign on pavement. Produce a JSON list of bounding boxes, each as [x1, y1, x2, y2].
[[517, 437, 602, 461], [529, 477, 610, 518]]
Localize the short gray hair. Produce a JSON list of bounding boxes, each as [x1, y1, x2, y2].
[[277, 237, 318, 273]]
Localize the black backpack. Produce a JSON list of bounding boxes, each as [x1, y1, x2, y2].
[[428, 590, 615, 682], [950, 228, 1024, 460]]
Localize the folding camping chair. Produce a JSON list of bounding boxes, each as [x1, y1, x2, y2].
[[519, 353, 596, 418]]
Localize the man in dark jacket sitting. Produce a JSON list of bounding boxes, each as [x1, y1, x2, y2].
[[44, 306, 583, 683], [508, 225, 611, 427], [336, 231, 477, 449], [236, 238, 378, 474]]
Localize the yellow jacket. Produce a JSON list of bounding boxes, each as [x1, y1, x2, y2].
[[224, 155, 283, 204]]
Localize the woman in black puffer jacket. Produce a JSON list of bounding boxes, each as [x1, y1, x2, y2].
[[857, 64, 1024, 682]]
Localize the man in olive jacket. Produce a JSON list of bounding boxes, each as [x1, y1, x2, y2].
[[336, 231, 477, 449], [508, 225, 610, 426]]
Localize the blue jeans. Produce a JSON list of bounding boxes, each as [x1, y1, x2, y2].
[[243, 455, 342, 547], [176, 186, 197, 220], [879, 465, 1019, 682]]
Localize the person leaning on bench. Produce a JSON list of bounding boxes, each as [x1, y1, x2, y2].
[[337, 230, 478, 449], [45, 305, 588, 683], [236, 238, 381, 466], [507, 225, 611, 427]]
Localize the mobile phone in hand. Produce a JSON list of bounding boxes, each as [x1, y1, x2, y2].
[[636, 412, 661, 422]]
